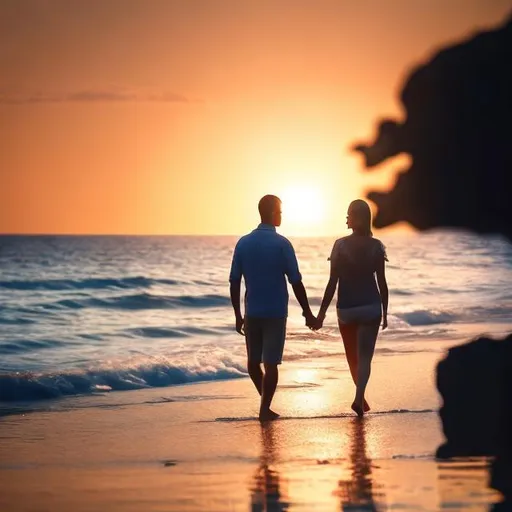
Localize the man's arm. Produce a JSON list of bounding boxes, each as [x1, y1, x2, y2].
[[282, 240, 315, 327], [229, 243, 245, 335], [229, 280, 245, 335], [291, 280, 315, 327]]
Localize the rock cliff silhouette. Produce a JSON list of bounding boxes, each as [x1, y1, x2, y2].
[[354, 15, 512, 240], [354, 13, 512, 502]]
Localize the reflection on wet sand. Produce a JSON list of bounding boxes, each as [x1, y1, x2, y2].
[[437, 459, 506, 511], [336, 418, 384, 511], [250, 422, 290, 511]]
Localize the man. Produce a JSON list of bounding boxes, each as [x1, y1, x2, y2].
[[229, 194, 316, 421]]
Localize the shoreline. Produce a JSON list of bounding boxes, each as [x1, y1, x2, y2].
[[3, 322, 512, 411], [1, 348, 442, 413]]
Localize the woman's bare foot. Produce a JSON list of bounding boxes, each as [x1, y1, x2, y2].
[[259, 409, 280, 422], [364, 399, 371, 412], [351, 402, 364, 417]]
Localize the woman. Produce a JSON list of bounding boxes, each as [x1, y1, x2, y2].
[[316, 199, 388, 416]]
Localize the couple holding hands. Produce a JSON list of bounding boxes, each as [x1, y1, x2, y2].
[[229, 194, 388, 421]]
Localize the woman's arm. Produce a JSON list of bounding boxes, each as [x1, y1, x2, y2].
[[318, 276, 337, 324], [317, 250, 339, 325], [376, 255, 389, 329], [316, 241, 340, 328]]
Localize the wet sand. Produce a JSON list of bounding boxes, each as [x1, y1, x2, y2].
[[0, 351, 505, 511]]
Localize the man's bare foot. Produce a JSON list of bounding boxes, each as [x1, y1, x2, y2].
[[364, 399, 371, 412], [351, 402, 364, 417], [259, 409, 280, 422]]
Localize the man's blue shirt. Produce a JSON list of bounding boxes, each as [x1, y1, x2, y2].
[[229, 224, 302, 318]]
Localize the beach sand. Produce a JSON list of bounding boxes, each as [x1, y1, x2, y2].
[[0, 350, 504, 511]]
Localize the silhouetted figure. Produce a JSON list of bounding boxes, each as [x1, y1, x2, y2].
[[250, 423, 290, 511], [354, 15, 512, 241], [316, 200, 389, 416], [352, 12, 512, 504], [229, 195, 316, 421]]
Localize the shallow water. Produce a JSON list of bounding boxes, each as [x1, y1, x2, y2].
[[1, 231, 511, 402]]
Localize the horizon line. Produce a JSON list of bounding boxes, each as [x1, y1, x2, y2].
[[0, 232, 339, 238], [0, 229, 417, 238]]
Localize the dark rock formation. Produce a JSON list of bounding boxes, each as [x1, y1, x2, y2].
[[353, 12, 512, 501], [436, 334, 512, 459], [354, 14, 512, 240], [490, 343, 512, 499], [436, 335, 512, 504]]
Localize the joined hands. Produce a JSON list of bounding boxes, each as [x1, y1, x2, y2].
[[303, 311, 324, 331]]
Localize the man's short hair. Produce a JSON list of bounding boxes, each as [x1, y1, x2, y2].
[[258, 195, 281, 218]]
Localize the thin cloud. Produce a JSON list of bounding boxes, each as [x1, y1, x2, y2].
[[0, 88, 191, 104]]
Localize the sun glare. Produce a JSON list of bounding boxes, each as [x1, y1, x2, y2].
[[280, 185, 326, 233]]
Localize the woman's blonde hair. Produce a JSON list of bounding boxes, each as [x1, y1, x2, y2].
[[348, 199, 372, 236]]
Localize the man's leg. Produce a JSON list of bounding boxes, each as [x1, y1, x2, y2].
[[259, 318, 286, 421], [260, 363, 279, 420], [248, 361, 263, 395], [245, 317, 264, 396]]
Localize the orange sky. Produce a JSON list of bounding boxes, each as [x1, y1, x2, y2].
[[1, 0, 510, 235]]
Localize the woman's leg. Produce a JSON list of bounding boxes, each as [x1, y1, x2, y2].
[[339, 321, 370, 412], [339, 321, 358, 382], [352, 322, 380, 416]]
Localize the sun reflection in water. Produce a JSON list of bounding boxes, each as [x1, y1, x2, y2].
[[335, 418, 385, 511], [294, 368, 318, 384], [250, 423, 290, 511]]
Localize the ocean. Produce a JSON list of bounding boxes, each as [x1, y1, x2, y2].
[[1, 232, 511, 404]]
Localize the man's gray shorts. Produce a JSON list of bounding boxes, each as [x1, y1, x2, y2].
[[245, 317, 287, 365]]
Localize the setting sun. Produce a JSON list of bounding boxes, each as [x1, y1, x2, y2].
[[280, 185, 327, 233]]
